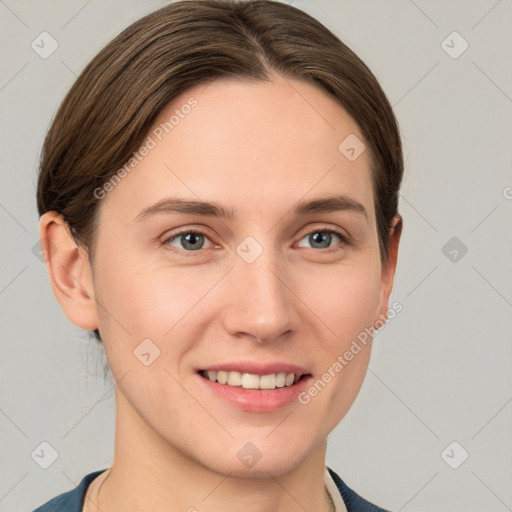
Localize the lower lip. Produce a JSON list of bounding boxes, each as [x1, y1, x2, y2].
[[197, 373, 313, 412]]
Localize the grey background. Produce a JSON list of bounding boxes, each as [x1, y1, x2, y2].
[[1, 0, 511, 511]]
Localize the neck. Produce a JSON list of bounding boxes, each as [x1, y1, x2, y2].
[[97, 389, 333, 512]]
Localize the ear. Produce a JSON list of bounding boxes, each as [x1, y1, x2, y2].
[[375, 214, 403, 325], [39, 212, 99, 331]]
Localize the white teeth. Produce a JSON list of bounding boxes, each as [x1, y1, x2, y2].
[[242, 373, 260, 389], [259, 374, 276, 390], [203, 370, 300, 390], [227, 371, 242, 386]]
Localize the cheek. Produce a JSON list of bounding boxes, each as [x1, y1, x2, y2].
[[294, 260, 381, 411], [93, 253, 214, 356], [298, 259, 382, 347]]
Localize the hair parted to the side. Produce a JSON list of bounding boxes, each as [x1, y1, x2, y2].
[[37, 0, 404, 346]]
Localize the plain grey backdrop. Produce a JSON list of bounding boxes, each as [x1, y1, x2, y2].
[[1, 0, 511, 511]]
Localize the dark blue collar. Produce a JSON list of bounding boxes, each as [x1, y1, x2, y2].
[[327, 467, 391, 511]]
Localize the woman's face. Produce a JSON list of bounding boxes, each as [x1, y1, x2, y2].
[[86, 76, 399, 476]]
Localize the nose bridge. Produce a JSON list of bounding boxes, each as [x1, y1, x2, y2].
[[223, 236, 294, 343]]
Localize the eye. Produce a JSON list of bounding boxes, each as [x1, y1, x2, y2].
[[161, 226, 349, 255], [162, 230, 214, 252], [296, 228, 348, 252]]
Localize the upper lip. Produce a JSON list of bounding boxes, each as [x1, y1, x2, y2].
[[199, 361, 310, 376]]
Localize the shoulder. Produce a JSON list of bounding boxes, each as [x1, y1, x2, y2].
[[30, 470, 107, 512], [327, 467, 392, 512]]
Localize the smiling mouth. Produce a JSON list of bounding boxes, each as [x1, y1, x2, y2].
[[199, 370, 311, 390]]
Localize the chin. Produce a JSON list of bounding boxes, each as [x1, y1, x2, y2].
[[193, 435, 319, 479], [207, 455, 305, 479]]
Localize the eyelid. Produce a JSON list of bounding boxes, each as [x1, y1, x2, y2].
[[296, 223, 350, 243], [160, 227, 217, 254]]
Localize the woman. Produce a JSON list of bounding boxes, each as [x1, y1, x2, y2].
[[33, 0, 403, 510]]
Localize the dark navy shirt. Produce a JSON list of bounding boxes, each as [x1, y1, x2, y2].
[[31, 467, 391, 511]]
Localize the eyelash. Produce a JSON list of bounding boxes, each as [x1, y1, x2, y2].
[[160, 225, 350, 256]]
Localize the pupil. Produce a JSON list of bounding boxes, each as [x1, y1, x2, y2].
[[311, 232, 330, 248], [183, 233, 203, 250]]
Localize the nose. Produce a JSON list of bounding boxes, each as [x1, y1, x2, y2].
[[220, 241, 296, 345]]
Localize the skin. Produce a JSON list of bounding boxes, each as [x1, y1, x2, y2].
[[40, 74, 401, 512]]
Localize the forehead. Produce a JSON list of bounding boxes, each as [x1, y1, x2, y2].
[[98, 76, 375, 225]]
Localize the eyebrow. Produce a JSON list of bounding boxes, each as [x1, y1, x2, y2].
[[134, 194, 368, 223]]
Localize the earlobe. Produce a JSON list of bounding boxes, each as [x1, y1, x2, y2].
[[39, 212, 99, 331]]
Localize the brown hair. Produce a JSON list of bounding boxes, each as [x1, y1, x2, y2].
[[37, 0, 403, 345]]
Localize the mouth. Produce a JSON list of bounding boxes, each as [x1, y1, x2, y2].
[[196, 363, 313, 411], [198, 370, 311, 390]]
